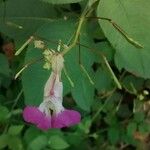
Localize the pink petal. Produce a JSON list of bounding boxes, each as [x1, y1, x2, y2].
[[23, 106, 44, 124], [37, 116, 51, 130], [51, 109, 81, 128], [23, 106, 51, 130]]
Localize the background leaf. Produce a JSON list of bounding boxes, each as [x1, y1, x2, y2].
[[42, 0, 83, 4], [97, 0, 150, 78], [22, 20, 96, 111], [0, 54, 11, 77], [0, 0, 56, 45], [49, 135, 69, 149]]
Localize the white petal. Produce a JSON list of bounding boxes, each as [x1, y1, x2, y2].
[[44, 72, 63, 99], [50, 98, 64, 114], [44, 72, 55, 97]]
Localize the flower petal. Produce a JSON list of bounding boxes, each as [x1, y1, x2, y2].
[[44, 72, 63, 99], [23, 106, 51, 130], [52, 109, 81, 128], [37, 116, 51, 130], [23, 106, 44, 124], [44, 72, 56, 97]]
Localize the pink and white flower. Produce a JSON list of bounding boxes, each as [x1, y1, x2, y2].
[[23, 54, 81, 130]]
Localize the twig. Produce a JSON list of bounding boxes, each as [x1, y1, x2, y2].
[[86, 16, 143, 48]]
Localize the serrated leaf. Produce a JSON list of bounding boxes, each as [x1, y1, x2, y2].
[[97, 0, 150, 78], [42, 0, 83, 4], [49, 135, 69, 149]]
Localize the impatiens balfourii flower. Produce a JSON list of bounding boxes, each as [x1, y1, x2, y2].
[[23, 53, 81, 130]]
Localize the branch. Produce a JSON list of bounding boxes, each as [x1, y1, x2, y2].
[[86, 16, 143, 48]]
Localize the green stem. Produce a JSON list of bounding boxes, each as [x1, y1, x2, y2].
[[102, 55, 122, 90], [80, 64, 94, 85], [92, 96, 111, 122], [63, 67, 74, 87], [62, 1, 93, 55], [62, 17, 85, 55], [86, 16, 143, 48], [15, 36, 34, 55]]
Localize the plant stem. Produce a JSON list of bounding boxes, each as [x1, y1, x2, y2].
[[61, 1, 93, 55], [102, 55, 122, 89], [86, 16, 143, 48]]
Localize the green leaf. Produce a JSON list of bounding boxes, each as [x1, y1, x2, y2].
[[108, 126, 120, 144], [78, 117, 91, 134], [22, 20, 95, 110], [49, 135, 69, 149], [8, 136, 23, 150], [66, 133, 83, 146], [0, 105, 9, 122], [97, 0, 150, 78], [138, 122, 150, 134], [134, 112, 145, 123], [22, 47, 49, 106], [8, 125, 24, 135], [122, 75, 144, 93], [42, 0, 83, 4], [0, 0, 56, 45], [0, 134, 9, 149], [24, 127, 42, 144], [71, 73, 94, 111], [127, 122, 137, 137], [0, 54, 10, 77], [28, 135, 48, 150], [94, 68, 113, 92], [117, 104, 131, 118]]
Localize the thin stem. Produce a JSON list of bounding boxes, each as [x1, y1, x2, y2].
[[61, 17, 85, 55], [86, 16, 143, 48], [3, 0, 6, 22], [76, 42, 122, 89], [3, 89, 23, 134], [15, 57, 43, 79], [6, 21, 23, 29], [15, 36, 34, 55], [61, 2, 93, 55], [11, 89, 23, 111], [0, 16, 54, 22], [63, 67, 74, 87], [80, 64, 94, 85], [102, 56, 122, 89], [92, 96, 111, 122]]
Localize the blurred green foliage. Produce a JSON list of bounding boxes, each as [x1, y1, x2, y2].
[[0, 0, 150, 150]]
